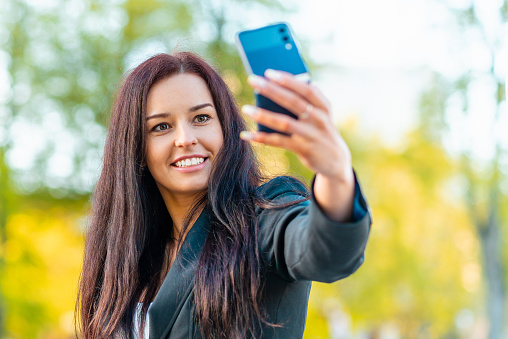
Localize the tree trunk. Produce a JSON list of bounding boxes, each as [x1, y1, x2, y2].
[[476, 193, 506, 339]]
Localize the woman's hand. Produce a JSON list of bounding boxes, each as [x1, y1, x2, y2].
[[240, 69, 355, 222]]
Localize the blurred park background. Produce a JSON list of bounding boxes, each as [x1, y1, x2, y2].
[[0, 0, 507, 338]]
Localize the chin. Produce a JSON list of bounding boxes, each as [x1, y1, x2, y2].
[[166, 180, 209, 196]]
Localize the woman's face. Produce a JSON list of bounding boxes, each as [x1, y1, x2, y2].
[[145, 73, 224, 200]]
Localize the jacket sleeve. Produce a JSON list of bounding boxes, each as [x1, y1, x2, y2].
[[256, 174, 371, 283]]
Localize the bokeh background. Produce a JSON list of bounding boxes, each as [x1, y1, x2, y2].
[[0, 0, 507, 338]]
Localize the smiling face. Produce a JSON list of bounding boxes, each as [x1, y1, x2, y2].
[[145, 73, 224, 204]]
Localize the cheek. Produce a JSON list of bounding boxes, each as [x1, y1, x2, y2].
[[145, 139, 166, 169], [216, 135, 224, 151], [212, 124, 224, 151]]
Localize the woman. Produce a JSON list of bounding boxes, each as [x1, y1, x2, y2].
[[77, 52, 371, 338]]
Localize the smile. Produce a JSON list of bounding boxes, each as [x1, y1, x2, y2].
[[172, 157, 206, 168]]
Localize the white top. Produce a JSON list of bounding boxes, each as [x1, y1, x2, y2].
[[133, 303, 151, 339]]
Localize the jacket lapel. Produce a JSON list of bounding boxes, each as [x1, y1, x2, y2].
[[148, 207, 210, 338]]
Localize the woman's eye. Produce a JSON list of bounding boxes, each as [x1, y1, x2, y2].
[[154, 123, 170, 131], [195, 115, 210, 123]]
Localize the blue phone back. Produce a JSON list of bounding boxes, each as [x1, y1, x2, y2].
[[237, 23, 308, 76], [237, 23, 309, 133]]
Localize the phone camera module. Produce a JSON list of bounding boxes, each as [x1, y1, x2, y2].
[[279, 28, 285, 33], [283, 36, 289, 41]]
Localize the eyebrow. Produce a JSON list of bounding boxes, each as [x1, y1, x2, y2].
[[146, 103, 213, 121]]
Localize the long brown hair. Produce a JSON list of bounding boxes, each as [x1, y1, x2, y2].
[[77, 52, 285, 338]]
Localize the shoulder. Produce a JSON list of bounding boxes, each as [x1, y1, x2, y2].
[[257, 176, 309, 202]]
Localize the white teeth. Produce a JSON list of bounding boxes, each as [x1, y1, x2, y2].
[[174, 157, 205, 168]]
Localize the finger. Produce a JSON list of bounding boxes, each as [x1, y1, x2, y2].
[[308, 84, 332, 114], [241, 105, 318, 139], [264, 70, 330, 111], [248, 75, 319, 120]]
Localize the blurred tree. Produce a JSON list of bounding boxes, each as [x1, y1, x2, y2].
[[1, 208, 84, 338], [0, 149, 14, 338], [295, 120, 480, 338], [418, 1, 508, 337]]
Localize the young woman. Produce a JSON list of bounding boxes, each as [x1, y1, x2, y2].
[[77, 52, 371, 338]]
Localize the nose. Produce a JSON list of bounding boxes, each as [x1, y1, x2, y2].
[[174, 124, 198, 147]]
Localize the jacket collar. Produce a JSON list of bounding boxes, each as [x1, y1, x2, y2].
[[148, 206, 210, 338]]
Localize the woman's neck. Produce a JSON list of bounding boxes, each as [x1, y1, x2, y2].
[[159, 190, 205, 238]]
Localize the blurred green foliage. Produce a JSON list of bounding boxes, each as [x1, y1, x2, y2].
[[0, 0, 505, 338]]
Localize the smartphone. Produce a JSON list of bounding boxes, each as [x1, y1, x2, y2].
[[235, 22, 310, 133]]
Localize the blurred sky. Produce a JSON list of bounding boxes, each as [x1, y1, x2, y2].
[[1, 0, 507, 187]]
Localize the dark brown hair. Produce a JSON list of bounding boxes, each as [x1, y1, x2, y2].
[[77, 52, 279, 338]]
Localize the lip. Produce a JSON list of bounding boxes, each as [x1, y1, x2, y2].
[[172, 157, 208, 173]]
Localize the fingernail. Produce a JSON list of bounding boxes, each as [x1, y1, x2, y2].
[[265, 69, 282, 81], [242, 105, 258, 117], [240, 131, 254, 140], [248, 75, 266, 88]]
